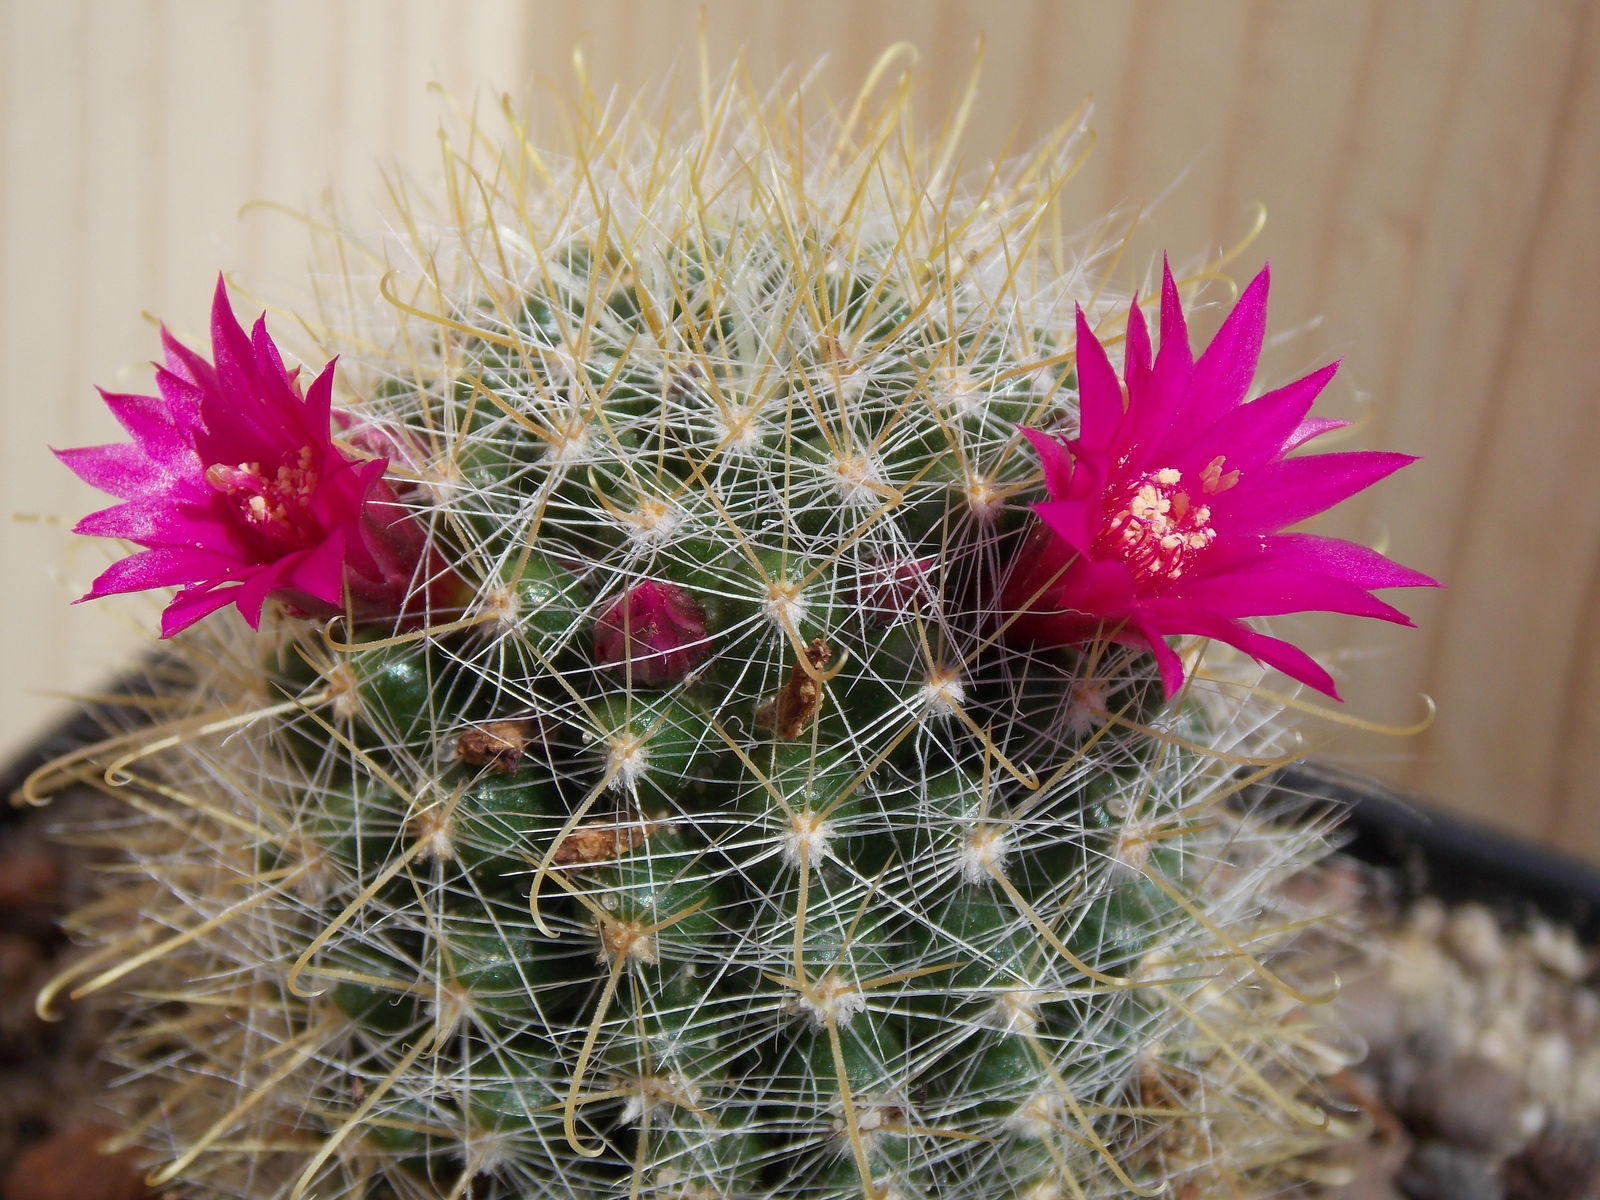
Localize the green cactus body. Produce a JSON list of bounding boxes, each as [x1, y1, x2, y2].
[[51, 67, 1345, 1200]]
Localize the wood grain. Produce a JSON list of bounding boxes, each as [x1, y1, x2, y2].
[[4, 0, 1595, 854]]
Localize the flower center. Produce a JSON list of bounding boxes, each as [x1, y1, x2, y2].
[[205, 446, 320, 549], [1096, 466, 1217, 587]]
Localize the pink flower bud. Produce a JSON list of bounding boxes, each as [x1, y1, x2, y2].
[[593, 579, 709, 686], [855, 556, 934, 623]]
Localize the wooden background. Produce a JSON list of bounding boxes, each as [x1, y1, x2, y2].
[[4, 1, 1597, 853]]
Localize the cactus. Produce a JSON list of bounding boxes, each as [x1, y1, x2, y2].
[[32, 62, 1435, 1200]]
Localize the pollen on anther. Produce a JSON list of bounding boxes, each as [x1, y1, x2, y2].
[[1200, 454, 1241, 494]]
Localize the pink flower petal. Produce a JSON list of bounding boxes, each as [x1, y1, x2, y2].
[[71, 496, 230, 547], [1124, 258, 1193, 456], [1283, 416, 1348, 452], [1021, 428, 1074, 499], [1127, 616, 1188, 697], [1008, 554, 1136, 640], [160, 325, 216, 392], [235, 554, 298, 627], [281, 528, 354, 609], [97, 389, 195, 465], [1186, 263, 1269, 427], [1170, 360, 1339, 475], [1073, 306, 1123, 452], [1217, 450, 1418, 534], [55, 442, 168, 501], [300, 357, 338, 444], [151, 368, 208, 433], [1202, 614, 1342, 699], [159, 584, 244, 638], [594, 579, 710, 685], [207, 276, 259, 396], [80, 545, 239, 599], [1145, 605, 1342, 698], [1158, 566, 1415, 624], [1155, 257, 1192, 380], [1034, 496, 1098, 557], [1124, 294, 1151, 395], [1238, 533, 1439, 592]]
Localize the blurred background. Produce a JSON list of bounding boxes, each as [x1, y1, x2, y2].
[[3, 1, 1596, 853]]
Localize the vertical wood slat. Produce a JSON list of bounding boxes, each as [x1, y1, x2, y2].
[[1426, 0, 1600, 842], [3, 0, 1598, 856]]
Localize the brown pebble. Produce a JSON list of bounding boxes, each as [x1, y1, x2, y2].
[[0, 853, 59, 910], [1401, 1055, 1527, 1157], [1334, 965, 1407, 1057], [1325, 1136, 1410, 1200], [1502, 1126, 1600, 1200], [1321, 1069, 1413, 1199], [1398, 1139, 1505, 1200], [0, 933, 47, 1041], [1279, 856, 1367, 912], [0, 932, 43, 986], [1, 1123, 149, 1200]]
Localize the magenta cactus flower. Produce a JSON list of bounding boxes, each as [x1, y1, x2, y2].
[[1003, 260, 1438, 700], [57, 278, 435, 637], [593, 578, 709, 686]]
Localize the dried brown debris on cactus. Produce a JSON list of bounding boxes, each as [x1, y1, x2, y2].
[[552, 821, 654, 868], [758, 638, 832, 740], [455, 718, 543, 773]]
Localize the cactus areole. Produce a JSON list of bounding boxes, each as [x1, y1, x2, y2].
[[48, 64, 1433, 1200]]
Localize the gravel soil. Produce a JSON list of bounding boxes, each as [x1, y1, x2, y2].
[[1312, 860, 1600, 1199], [0, 788, 158, 1200]]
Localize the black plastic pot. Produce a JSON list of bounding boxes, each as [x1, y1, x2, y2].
[[1275, 761, 1600, 944]]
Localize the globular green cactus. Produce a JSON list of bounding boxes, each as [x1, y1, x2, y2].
[[36, 63, 1370, 1200]]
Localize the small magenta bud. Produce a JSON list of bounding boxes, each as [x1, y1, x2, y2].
[[855, 556, 934, 623], [593, 579, 709, 686]]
